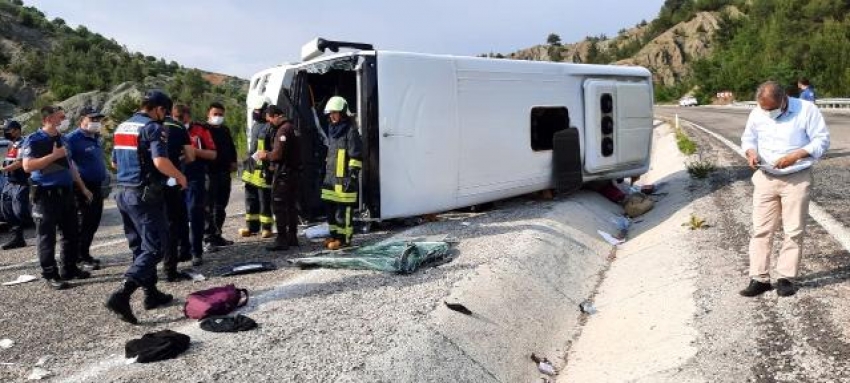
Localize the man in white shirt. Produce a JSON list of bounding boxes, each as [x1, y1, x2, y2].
[[739, 81, 830, 297]]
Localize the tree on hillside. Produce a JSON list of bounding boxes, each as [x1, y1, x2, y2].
[[547, 33, 562, 46]]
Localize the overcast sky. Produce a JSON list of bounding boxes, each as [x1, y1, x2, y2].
[[25, 0, 664, 79]]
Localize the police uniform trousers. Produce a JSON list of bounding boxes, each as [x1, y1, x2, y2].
[[245, 183, 273, 233], [32, 186, 80, 278], [205, 171, 232, 240], [272, 172, 299, 244], [184, 179, 206, 257], [164, 185, 189, 274], [116, 187, 168, 287], [76, 179, 104, 262], [1, 181, 30, 240]]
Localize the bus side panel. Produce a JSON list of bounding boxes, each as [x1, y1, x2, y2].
[[615, 82, 653, 165], [376, 53, 459, 220]]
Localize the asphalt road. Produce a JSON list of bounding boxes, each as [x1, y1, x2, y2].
[[656, 105, 850, 224]]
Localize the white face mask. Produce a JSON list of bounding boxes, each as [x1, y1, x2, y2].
[[86, 122, 102, 132], [57, 118, 71, 132], [764, 108, 783, 120], [208, 116, 225, 126]]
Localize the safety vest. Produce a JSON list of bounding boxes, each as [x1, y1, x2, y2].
[[241, 123, 272, 188]]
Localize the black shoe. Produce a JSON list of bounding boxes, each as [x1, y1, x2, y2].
[[192, 255, 204, 266], [211, 236, 234, 247], [287, 236, 300, 247], [776, 278, 797, 297], [143, 287, 174, 310], [203, 242, 218, 254], [165, 271, 192, 283], [266, 243, 290, 252], [739, 279, 773, 297], [60, 269, 91, 280], [44, 276, 69, 290], [79, 257, 102, 271], [105, 280, 139, 324], [1, 237, 26, 250]]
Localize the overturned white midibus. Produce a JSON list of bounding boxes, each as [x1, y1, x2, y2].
[[247, 39, 654, 221]]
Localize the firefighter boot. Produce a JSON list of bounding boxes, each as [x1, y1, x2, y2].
[[261, 229, 274, 239], [106, 279, 140, 325], [239, 228, 254, 237]]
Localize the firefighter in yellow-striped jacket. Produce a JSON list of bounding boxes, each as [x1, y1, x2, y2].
[[321, 96, 362, 250], [239, 100, 275, 238]]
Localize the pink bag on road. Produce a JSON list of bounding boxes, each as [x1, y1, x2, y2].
[[184, 284, 249, 320]]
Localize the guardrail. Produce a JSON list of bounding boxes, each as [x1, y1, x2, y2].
[[734, 98, 850, 109]]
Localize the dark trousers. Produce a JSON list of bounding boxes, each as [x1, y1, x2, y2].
[[245, 183, 273, 233], [164, 186, 189, 274], [205, 171, 231, 240], [272, 175, 299, 244], [33, 186, 79, 278], [76, 180, 104, 260], [1, 182, 29, 239], [185, 179, 206, 257], [116, 188, 168, 287], [326, 201, 354, 245]]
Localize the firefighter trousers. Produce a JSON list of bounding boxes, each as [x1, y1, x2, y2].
[[244, 183, 273, 233], [326, 202, 354, 245]]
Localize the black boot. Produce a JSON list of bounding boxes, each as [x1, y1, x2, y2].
[[105, 279, 140, 324], [143, 285, 174, 310], [79, 256, 102, 271], [0, 235, 27, 250]]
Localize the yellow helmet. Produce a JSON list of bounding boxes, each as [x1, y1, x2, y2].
[[324, 96, 353, 116]]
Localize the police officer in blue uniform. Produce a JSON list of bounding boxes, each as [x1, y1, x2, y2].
[[1, 120, 30, 250], [67, 107, 108, 270], [162, 105, 195, 282], [22, 106, 93, 290], [105, 91, 188, 324]]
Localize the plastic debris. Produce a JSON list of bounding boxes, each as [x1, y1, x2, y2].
[[35, 356, 51, 366], [218, 261, 277, 277], [3, 275, 38, 286], [304, 223, 330, 239], [181, 269, 206, 282], [125, 357, 138, 365], [461, 222, 471, 226], [0, 339, 13, 349], [27, 367, 51, 380], [444, 302, 473, 316], [579, 300, 598, 315], [289, 241, 453, 274], [598, 230, 624, 246], [611, 216, 632, 239], [531, 353, 557, 376]]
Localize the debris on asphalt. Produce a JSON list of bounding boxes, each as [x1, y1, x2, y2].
[[219, 261, 277, 277], [185, 285, 249, 320], [35, 356, 50, 366], [200, 314, 258, 333], [27, 367, 51, 380], [3, 275, 38, 286], [444, 301, 473, 316], [461, 222, 471, 226], [598, 230, 625, 246], [530, 353, 557, 376], [0, 338, 13, 349], [125, 330, 191, 363], [611, 216, 632, 239], [579, 300, 598, 315], [304, 223, 330, 239], [623, 192, 655, 218], [180, 269, 206, 282], [289, 240, 453, 274]]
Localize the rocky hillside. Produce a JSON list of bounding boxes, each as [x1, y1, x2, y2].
[[504, 1, 745, 94], [0, 0, 247, 138]]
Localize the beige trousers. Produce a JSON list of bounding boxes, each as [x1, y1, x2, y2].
[[748, 168, 812, 281]]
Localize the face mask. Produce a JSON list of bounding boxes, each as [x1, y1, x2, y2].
[[86, 122, 102, 132], [764, 108, 782, 120], [209, 116, 225, 126], [57, 118, 71, 132]]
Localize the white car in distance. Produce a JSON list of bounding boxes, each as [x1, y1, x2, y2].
[[679, 96, 698, 107]]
